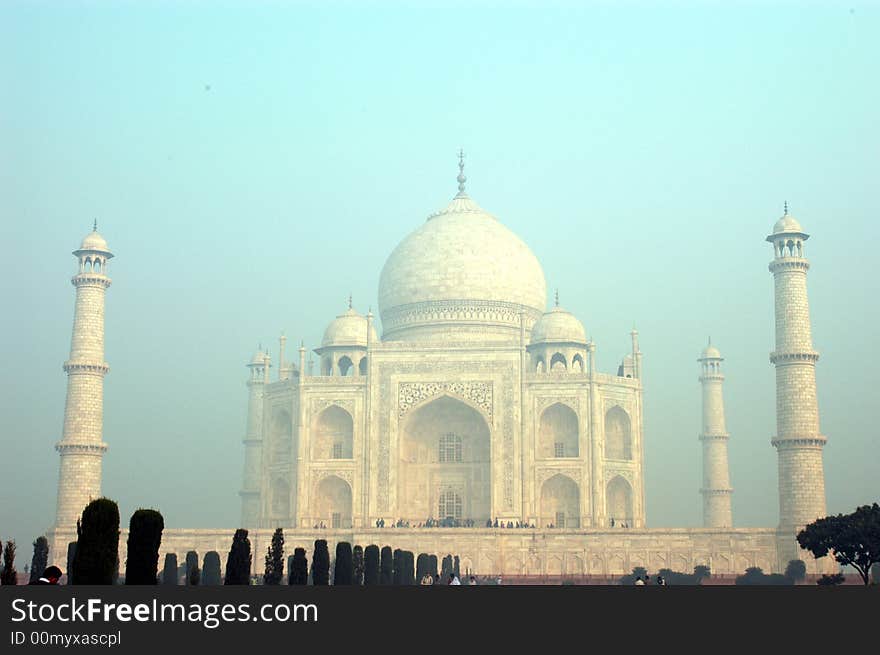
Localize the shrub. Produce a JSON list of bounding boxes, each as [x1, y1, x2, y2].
[[1, 541, 17, 585], [202, 551, 222, 585], [817, 573, 846, 586], [353, 546, 364, 585], [312, 540, 330, 585], [29, 536, 49, 584], [263, 529, 284, 585], [364, 545, 380, 585], [289, 548, 308, 585], [224, 529, 252, 585], [162, 553, 178, 585], [334, 542, 353, 585], [785, 559, 807, 584], [185, 551, 200, 586], [72, 498, 120, 585], [380, 546, 393, 585], [124, 509, 164, 585]]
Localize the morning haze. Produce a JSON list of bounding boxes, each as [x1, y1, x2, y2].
[[1, 2, 877, 554]]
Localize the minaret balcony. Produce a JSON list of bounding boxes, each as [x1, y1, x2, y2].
[[769, 351, 819, 365]]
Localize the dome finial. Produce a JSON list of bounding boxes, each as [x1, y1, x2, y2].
[[93, 219, 98, 232], [456, 148, 467, 196], [555, 288, 559, 307], [784, 200, 788, 216], [348, 293, 352, 310]]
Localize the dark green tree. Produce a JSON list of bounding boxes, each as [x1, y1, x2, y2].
[[202, 551, 222, 585], [1, 541, 17, 585], [66, 542, 77, 585], [392, 549, 403, 585], [428, 554, 438, 581], [334, 542, 353, 585], [185, 551, 200, 586], [364, 545, 380, 585], [380, 546, 393, 585], [416, 553, 430, 582], [817, 573, 846, 586], [311, 540, 330, 585], [263, 528, 285, 585], [72, 498, 120, 585], [353, 545, 364, 585], [453, 555, 460, 579], [124, 509, 164, 585], [440, 554, 453, 580], [29, 536, 49, 584], [162, 553, 178, 585], [400, 551, 415, 585], [289, 547, 308, 585], [784, 559, 807, 584], [693, 565, 711, 582], [797, 503, 880, 586], [224, 529, 252, 585]]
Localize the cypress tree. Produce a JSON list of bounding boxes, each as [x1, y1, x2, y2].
[[224, 529, 252, 585], [311, 540, 330, 585], [29, 536, 49, 584], [66, 542, 77, 585], [429, 554, 438, 581], [453, 555, 460, 579], [185, 551, 200, 586], [353, 545, 364, 585], [162, 553, 178, 585], [380, 546, 393, 585], [441, 554, 453, 580], [72, 498, 120, 585], [416, 553, 429, 582], [124, 509, 164, 585], [1, 541, 17, 585], [401, 551, 415, 585], [333, 542, 353, 585], [364, 545, 380, 585], [289, 547, 308, 585], [392, 549, 403, 585], [202, 551, 222, 585], [264, 528, 285, 585]]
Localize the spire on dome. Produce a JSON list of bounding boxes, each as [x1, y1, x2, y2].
[[93, 219, 98, 232], [784, 201, 788, 216], [348, 293, 353, 310], [456, 148, 467, 197], [555, 289, 559, 307]]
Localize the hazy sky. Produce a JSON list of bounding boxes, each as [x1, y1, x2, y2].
[[1, 1, 877, 551]]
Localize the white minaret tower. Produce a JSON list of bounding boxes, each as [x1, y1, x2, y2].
[[698, 340, 733, 527], [767, 205, 827, 554], [239, 349, 269, 527], [54, 223, 113, 531]]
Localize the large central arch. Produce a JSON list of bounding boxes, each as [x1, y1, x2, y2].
[[399, 395, 491, 523]]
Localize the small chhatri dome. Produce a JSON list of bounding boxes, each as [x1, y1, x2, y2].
[[529, 305, 587, 345], [249, 350, 268, 366], [771, 203, 805, 235], [700, 339, 722, 360], [76, 221, 112, 255], [322, 306, 379, 347]]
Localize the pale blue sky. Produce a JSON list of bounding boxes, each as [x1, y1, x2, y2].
[[1, 1, 877, 550]]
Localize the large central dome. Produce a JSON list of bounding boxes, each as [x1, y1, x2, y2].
[[378, 179, 547, 342]]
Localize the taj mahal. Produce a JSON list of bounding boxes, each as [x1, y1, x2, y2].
[[47, 157, 834, 577]]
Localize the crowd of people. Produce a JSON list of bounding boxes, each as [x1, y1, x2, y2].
[[419, 572, 479, 585], [633, 575, 667, 586]]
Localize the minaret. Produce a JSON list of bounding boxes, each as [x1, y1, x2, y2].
[[767, 205, 827, 543], [239, 349, 269, 527], [54, 224, 113, 530], [698, 340, 733, 527]]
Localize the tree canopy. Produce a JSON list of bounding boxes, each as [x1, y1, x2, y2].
[[797, 503, 880, 586]]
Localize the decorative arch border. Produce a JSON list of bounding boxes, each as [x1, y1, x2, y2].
[[397, 381, 493, 421]]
